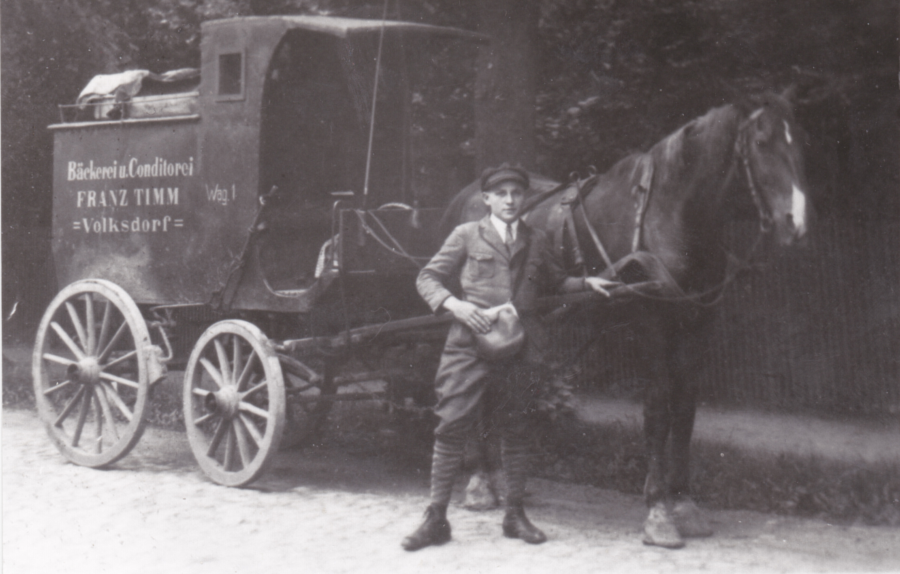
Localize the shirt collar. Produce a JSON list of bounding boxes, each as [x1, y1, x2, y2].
[[489, 215, 519, 242]]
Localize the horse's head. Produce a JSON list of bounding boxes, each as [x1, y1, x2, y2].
[[736, 91, 809, 246]]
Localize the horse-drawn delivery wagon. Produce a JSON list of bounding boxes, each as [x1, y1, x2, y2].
[[35, 15, 490, 486], [35, 18, 810, 546]]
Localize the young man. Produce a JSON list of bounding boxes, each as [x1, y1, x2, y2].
[[403, 164, 615, 551]]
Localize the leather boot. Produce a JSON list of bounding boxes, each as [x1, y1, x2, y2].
[[401, 504, 451, 551], [502, 504, 547, 544]]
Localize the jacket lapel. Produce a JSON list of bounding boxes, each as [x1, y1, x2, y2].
[[478, 217, 509, 259]]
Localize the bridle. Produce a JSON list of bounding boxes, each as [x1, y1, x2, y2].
[[735, 107, 775, 233]]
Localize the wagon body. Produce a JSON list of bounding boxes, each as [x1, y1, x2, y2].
[[34, 14, 492, 486], [49, 15, 481, 318]]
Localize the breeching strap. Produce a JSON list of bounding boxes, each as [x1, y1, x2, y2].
[[576, 197, 618, 279]]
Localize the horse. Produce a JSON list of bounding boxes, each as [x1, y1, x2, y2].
[[441, 90, 809, 548]]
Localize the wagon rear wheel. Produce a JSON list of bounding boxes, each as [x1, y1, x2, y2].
[[32, 279, 152, 467], [183, 320, 286, 486]]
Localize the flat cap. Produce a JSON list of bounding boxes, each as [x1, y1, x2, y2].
[[480, 163, 530, 192]]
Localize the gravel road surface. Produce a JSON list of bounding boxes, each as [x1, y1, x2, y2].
[[4, 408, 899, 574]]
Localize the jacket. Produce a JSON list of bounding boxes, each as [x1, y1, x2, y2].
[[417, 216, 582, 317]]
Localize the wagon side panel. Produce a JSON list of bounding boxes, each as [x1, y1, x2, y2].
[[51, 119, 208, 304]]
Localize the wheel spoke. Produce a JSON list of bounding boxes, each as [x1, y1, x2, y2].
[[65, 301, 89, 356], [193, 412, 214, 425], [214, 338, 232, 387], [232, 336, 243, 389], [234, 419, 252, 468], [44, 379, 75, 396], [92, 388, 103, 453], [53, 385, 86, 427], [97, 300, 113, 355], [207, 418, 228, 457], [98, 372, 140, 389], [94, 384, 120, 443], [101, 349, 137, 371], [192, 388, 212, 398], [241, 380, 268, 400], [50, 322, 86, 361], [235, 351, 258, 392], [99, 381, 133, 422], [238, 413, 263, 446], [42, 353, 77, 367], [238, 401, 270, 421], [85, 293, 96, 355], [200, 357, 225, 390], [223, 425, 236, 471], [98, 322, 128, 363], [70, 386, 93, 447]]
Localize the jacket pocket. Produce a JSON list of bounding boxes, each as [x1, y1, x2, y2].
[[466, 251, 495, 279]]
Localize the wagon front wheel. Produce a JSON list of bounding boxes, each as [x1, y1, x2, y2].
[[32, 279, 152, 467], [183, 320, 286, 486]]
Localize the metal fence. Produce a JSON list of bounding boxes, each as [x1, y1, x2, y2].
[[550, 219, 900, 416]]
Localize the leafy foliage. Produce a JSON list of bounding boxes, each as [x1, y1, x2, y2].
[[1, 0, 895, 334]]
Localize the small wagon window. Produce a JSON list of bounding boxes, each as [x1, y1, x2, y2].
[[217, 52, 244, 98]]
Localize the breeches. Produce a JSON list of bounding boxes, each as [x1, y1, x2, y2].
[[432, 333, 534, 441]]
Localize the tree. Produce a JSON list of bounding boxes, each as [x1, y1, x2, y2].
[[474, 0, 539, 172]]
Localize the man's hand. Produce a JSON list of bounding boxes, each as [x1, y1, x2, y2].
[[442, 297, 493, 334], [585, 276, 621, 298]]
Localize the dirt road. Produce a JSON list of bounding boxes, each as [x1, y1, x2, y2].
[[4, 407, 899, 574]]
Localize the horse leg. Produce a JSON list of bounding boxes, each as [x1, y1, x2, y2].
[[667, 329, 713, 538], [638, 311, 684, 549]]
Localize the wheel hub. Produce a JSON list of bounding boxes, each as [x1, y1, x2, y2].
[[68, 357, 101, 385], [205, 387, 240, 419]]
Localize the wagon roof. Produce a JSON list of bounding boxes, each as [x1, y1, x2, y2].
[[202, 14, 486, 41]]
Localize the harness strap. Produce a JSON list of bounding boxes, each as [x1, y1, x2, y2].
[[631, 155, 655, 253], [576, 200, 618, 279], [558, 172, 620, 278], [563, 203, 584, 271]]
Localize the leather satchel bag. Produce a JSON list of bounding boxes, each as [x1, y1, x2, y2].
[[475, 302, 525, 360]]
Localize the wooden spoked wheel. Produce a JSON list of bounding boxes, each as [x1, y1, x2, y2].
[[32, 279, 152, 467], [183, 320, 286, 486]]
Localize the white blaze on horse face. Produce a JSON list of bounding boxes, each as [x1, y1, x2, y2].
[[783, 120, 793, 144], [791, 184, 807, 236]]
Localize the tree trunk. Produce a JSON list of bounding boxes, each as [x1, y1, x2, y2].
[[475, 0, 538, 173]]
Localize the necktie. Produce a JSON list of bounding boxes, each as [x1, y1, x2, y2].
[[505, 223, 514, 253]]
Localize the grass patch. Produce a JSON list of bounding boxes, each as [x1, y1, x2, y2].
[[533, 416, 900, 527]]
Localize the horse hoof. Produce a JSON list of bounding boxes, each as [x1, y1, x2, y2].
[[462, 472, 501, 511], [672, 499, 713, 538], [642, 503, 685, 549]]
